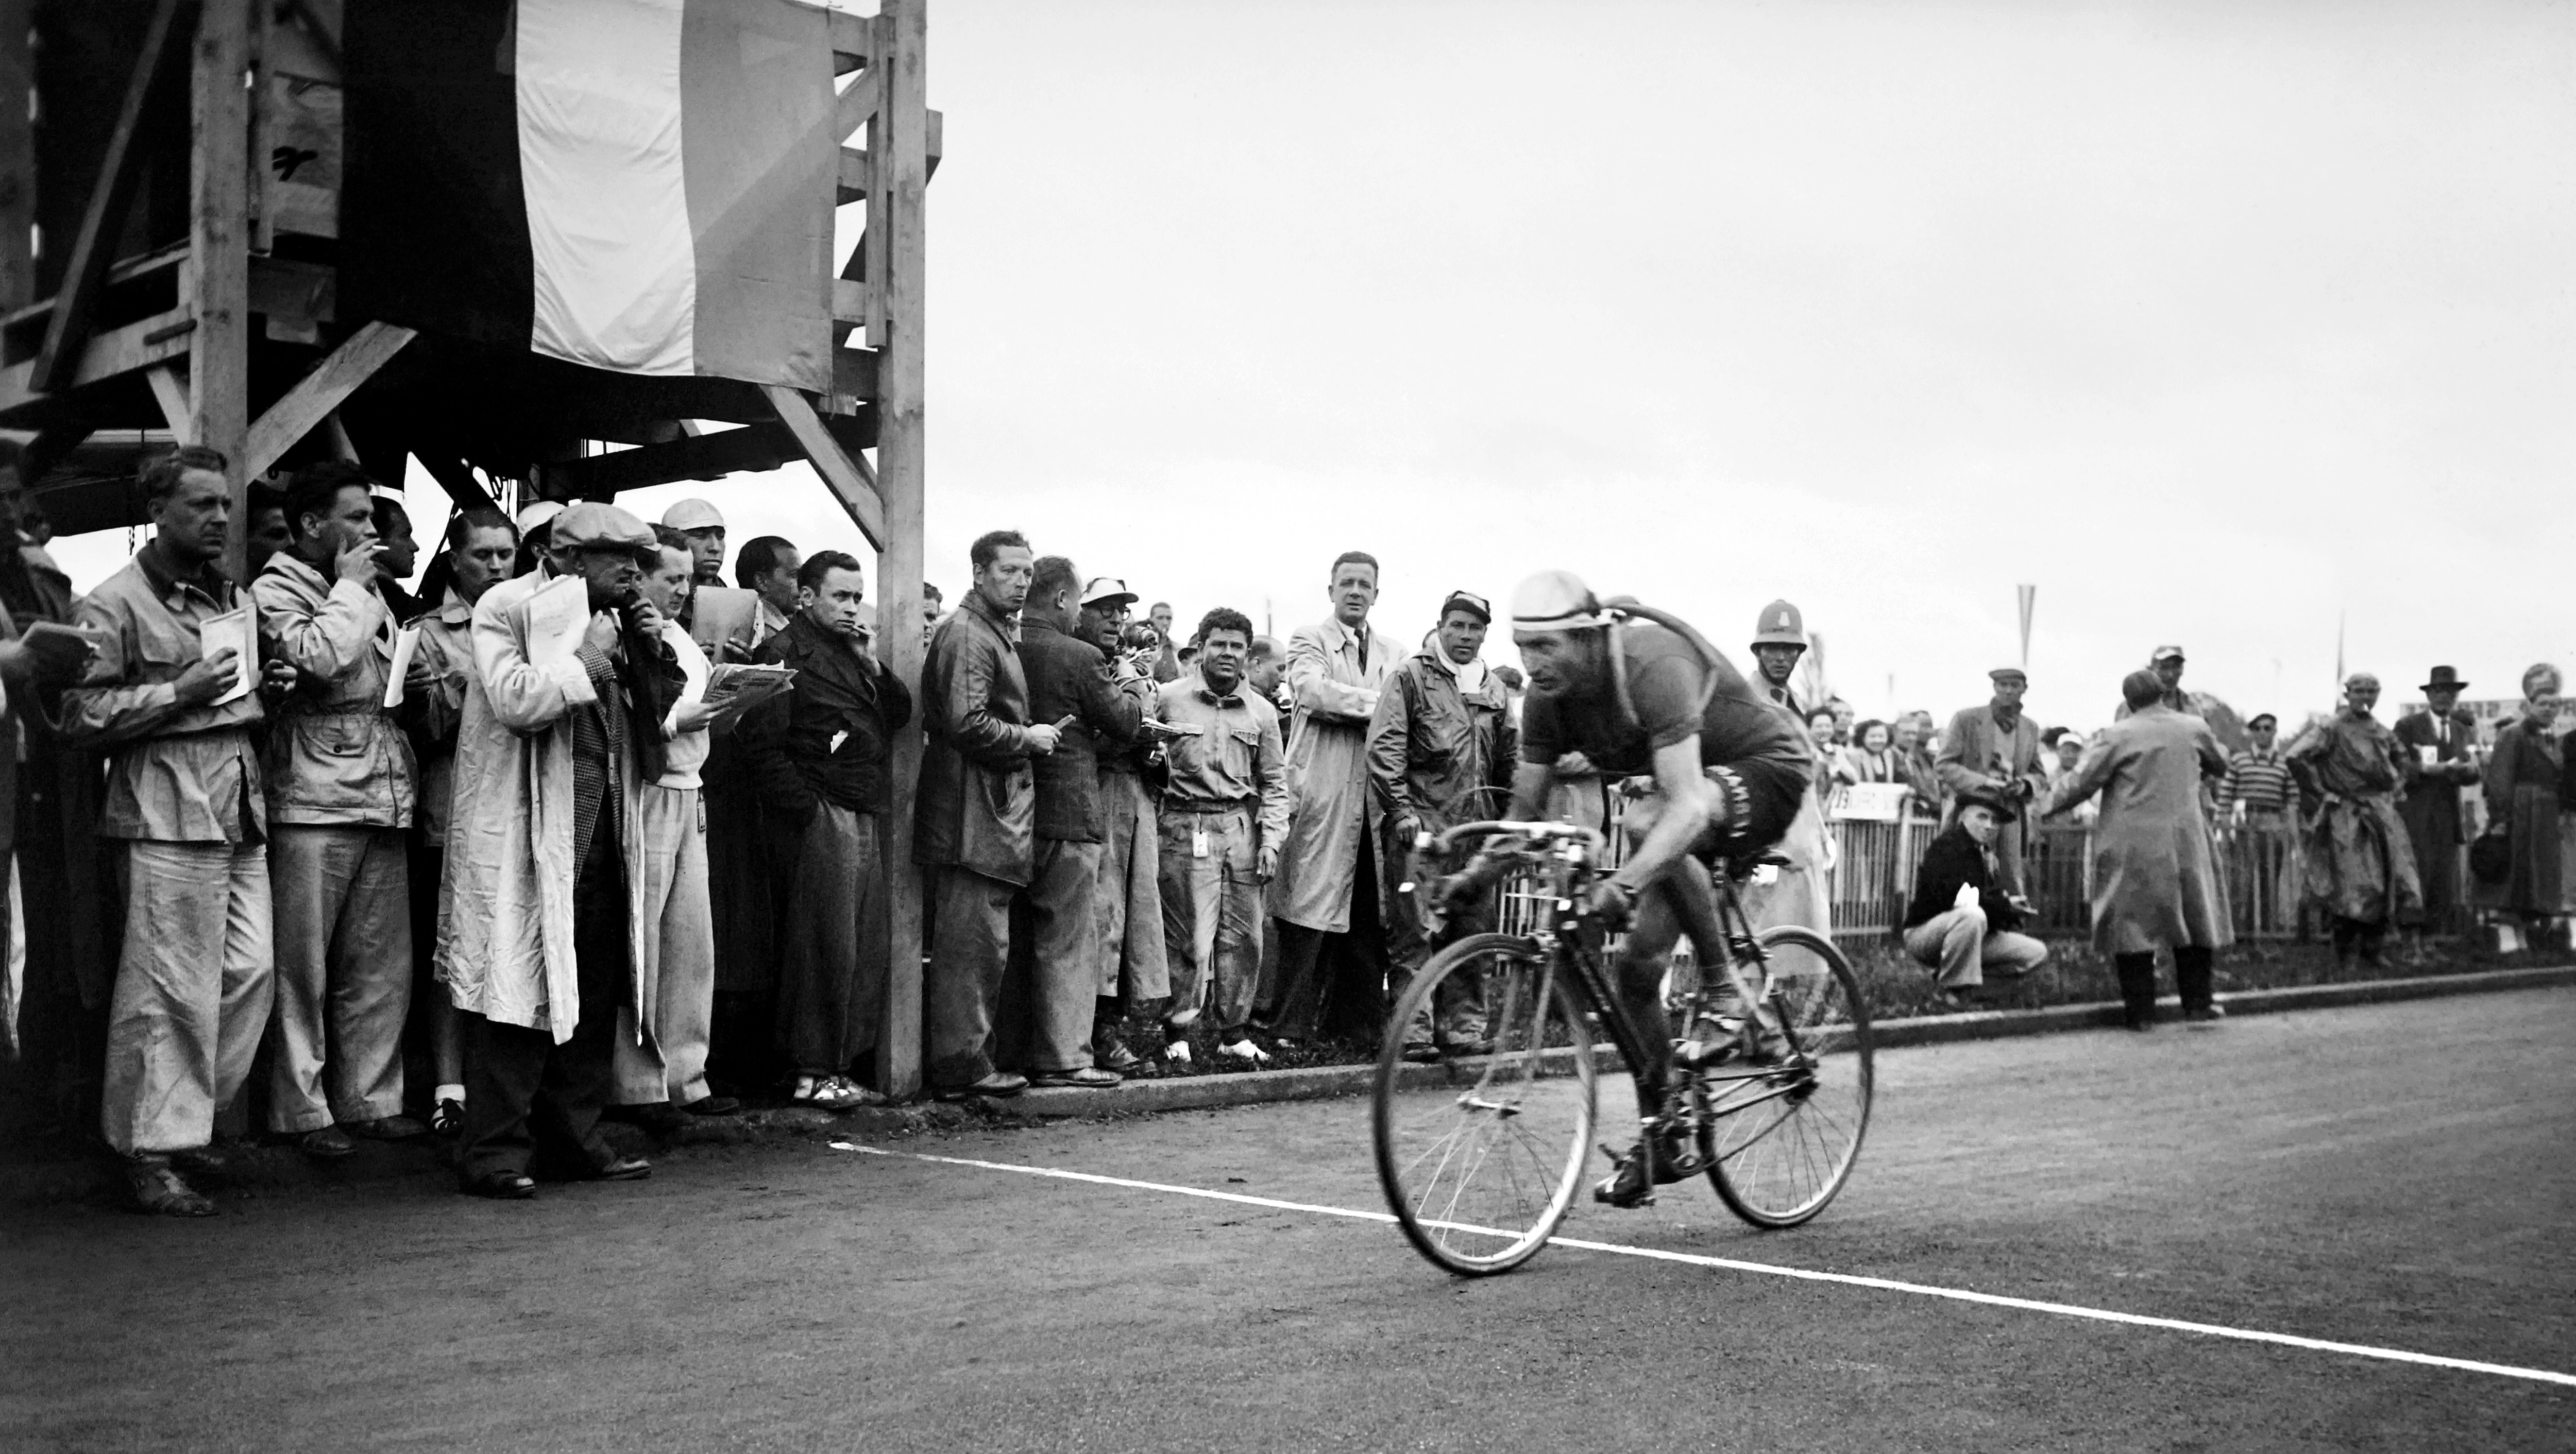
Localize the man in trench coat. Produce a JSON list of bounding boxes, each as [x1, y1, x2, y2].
[[914, 530, 1061, 1098], [1264, 551, 1393, 1041], [2033, 670, 2234, 1030], [1935, 668, 2052, 894], [2393, 665, 2480, 950]]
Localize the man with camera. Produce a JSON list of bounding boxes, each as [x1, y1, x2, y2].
[[1936, 667, 2051, 895]]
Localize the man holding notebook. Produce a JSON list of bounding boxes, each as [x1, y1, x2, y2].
[[62, 447, 291, 1216]]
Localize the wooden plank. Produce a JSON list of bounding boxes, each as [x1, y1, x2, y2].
[[544, 422, 800, 497], [240, 320, 415, 478], [831, 278, 872, 325], [32, 0, 195, 394], [247, 254, 336, 326], [0, 243, 190, 333], [0, 0, 36, 312], [926, 108, 942, 181], [0, 305, 198, 420], [826, 5, 872, 73], [831, 340, 878, 403], [412, 450, 500, 513], [761, 382, 884, 550], [192, 0, 255, 582], [873, 0, 929, 1101], [146, 365, 193, 441], [836, 145, 872, 206], [836, 70, 877, 142]]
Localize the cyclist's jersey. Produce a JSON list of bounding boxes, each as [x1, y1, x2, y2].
[[1519, 621, 1810, 783]]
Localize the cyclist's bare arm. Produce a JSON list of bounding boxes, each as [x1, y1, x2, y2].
[[1505, 760, 1555, 821], [1611, 736, 1716, 892]]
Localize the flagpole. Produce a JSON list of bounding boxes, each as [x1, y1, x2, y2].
[[2016, 584, 2036, 670]]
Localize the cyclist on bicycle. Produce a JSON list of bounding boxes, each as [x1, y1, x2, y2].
[[1456, 570, 1812, 1208]]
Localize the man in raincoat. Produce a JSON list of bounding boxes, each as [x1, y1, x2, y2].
[[2034, 670, 2233, 1029], [1264, 551, 1393, 1041], [435, 503, 672, 1199], [1366, 590, 1516, 1060], [2284, 672, 2422, 971]]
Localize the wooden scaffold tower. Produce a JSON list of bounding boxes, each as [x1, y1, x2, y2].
[[0, 0, 939, 1094]]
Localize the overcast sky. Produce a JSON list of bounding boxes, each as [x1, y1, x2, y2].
[[53, 0, 2573, 730]]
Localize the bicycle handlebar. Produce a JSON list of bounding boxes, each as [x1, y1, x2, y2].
[[1430, 820, 1608, 859]]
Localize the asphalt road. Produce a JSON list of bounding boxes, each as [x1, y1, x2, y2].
[[7, 988, 2572, 1452]]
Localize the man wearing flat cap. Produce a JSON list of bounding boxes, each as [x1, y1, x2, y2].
[[2283, 673, 2422, 972], [2115, 645, 2192, 720], [1366, 589, 1516, 1060], [2392, 666, 2481, 954], [1935, 666, 2050, 895], [659, 499, 726, 589], [436, 502, 679, 1198], [1900, 789, 2048, 1006]]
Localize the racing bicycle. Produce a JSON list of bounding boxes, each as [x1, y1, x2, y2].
[[1371, 819, 1874, 1276]]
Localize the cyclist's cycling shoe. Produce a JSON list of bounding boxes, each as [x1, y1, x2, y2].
[[1591, 1134, 1694, 1208]]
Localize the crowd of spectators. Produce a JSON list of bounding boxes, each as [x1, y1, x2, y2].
[[0, 446, 2553, 1216]]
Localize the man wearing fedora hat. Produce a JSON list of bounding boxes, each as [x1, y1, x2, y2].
[[1900, 789, 2049, 1006], [2393, 666, 2482, 954]]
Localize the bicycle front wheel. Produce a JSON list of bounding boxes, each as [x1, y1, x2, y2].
[[1373, 933, 1597, 1276], [1700, 925, 1873, 1228]]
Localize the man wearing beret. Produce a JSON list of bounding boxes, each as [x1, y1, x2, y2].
[[436, 503, 677, 1198], [1935, 667, 2051, 895]]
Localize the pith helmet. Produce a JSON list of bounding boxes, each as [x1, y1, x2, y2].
[[1751, 599, 1807, 649]]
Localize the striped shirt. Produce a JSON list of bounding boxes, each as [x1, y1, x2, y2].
[[2219, 747, 2296, 816]]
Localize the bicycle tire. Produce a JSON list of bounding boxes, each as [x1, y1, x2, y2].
[[1373, 933, 1598, 1276], [1699, 925, 1873, 1229]]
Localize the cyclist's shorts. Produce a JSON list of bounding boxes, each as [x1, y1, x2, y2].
[[1690, 753, 1807, 864]]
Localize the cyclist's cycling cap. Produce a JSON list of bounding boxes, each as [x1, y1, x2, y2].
[[1439, 589, 1491, 624], [1510, 571, 1612, 632]]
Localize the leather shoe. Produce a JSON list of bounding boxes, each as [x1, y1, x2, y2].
[[1400, 1042, 1441, 1064], [592, 1155, 653, 1182], [1029, 1067, 1122, 1089], [936, 1071, 1028, 1101], [126, 1160, 216, 1217], [1093, 1040, 1143, 1075], [345, 1115, 430, 1141], [461, 1169, 537, 1200], [298, 1126, 356, 1159], [680, 1094, 741, 1117]]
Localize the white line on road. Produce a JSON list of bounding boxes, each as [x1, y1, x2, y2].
[[835, 1142, 2576, 1390]]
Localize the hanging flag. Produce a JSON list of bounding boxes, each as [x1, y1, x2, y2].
[[2016, 584, 2036, 669], [343, 0, 837, 391]]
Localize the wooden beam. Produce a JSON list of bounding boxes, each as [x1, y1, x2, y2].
[[831, 278, 872, 325], [412, 451, 499, 513], [835, 146, 872, 206], [0, 0, 36, 313], [0, 306, 199, 421], [146, 365, 193, 441], [545, 422, 801, 497], [826, 6, 872, 72], [192, 0, 255, 582], [32, 0, 196, 395], [873, 0, 929, 1102], [836, 71, 877, 142], [761, 383, 884, 550], [239, 321, 416, 478]]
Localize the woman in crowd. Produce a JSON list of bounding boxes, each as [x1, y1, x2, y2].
[[1805, 708, 1840, 801], [2481, 662, 2565, 941], [1835, 719, 1899, 788]]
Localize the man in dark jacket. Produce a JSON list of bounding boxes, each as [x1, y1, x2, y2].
[[742, 551, 913, 1110], [916, 530, 1060, 1098], [1368, 590, 1515, 1060], [1006, 556, 1148, 1087], [2393, 666, 2480, 953], [1901, 789, 2048, 1005]]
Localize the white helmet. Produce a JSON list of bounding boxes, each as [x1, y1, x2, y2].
[[1509, 570, 1612, 632]]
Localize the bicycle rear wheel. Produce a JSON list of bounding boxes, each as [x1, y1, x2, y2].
[[1373, 933, 1597, 1276], [1699, 925, 1873, 1228]]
